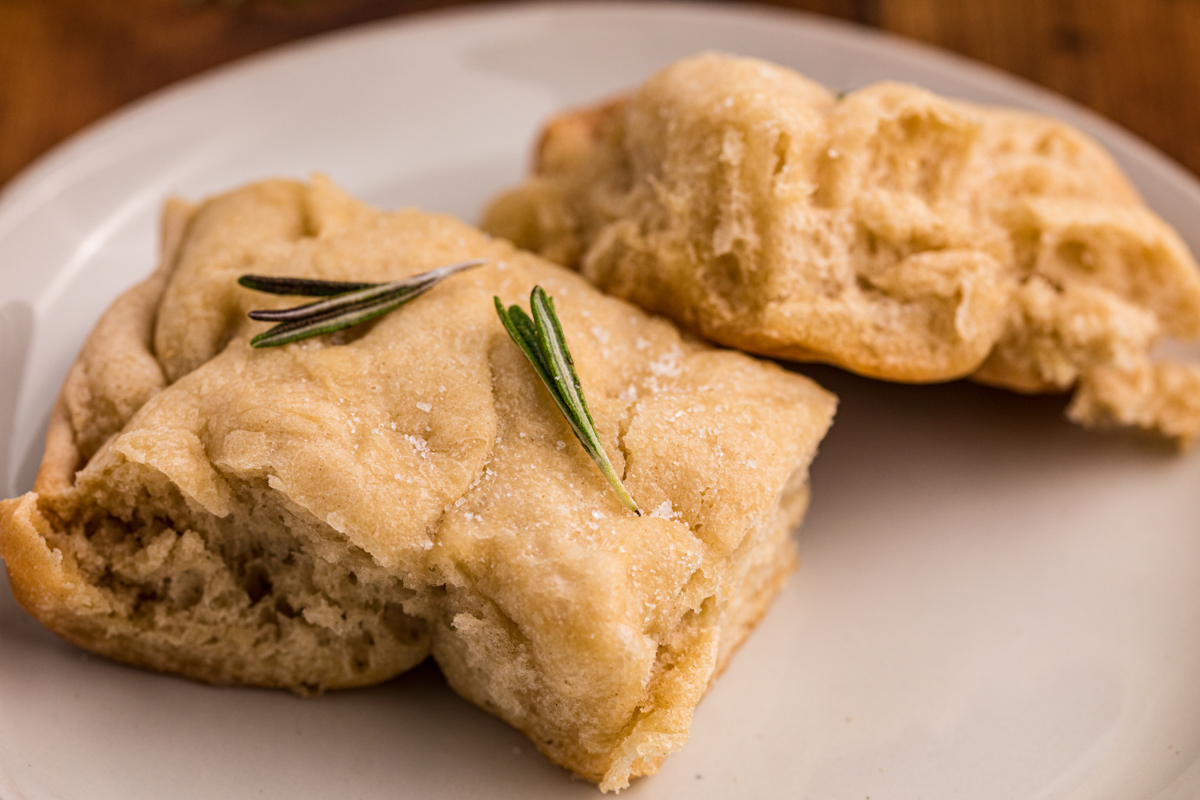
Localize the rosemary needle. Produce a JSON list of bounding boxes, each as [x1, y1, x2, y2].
[[495, 286, 641, 515], [240, 259, 485, 348]]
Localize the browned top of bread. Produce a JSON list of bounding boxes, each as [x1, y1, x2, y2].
[[0, 176, 836, 791]]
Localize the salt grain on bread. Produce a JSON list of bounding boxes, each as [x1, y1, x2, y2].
[[484, 52, 1200, 443], [0, 176, 836, 791]]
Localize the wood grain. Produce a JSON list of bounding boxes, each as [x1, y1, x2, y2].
[[3, 0, 1200, 188]]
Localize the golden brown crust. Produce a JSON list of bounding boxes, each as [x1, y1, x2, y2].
[[33, 396, 79, 496], [1, 176, 836, 790], [37, 200, 195, 496], [483, 53, 1200, 444]]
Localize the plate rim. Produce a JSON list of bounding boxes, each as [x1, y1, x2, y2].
[[1, 3, 1198, 798]]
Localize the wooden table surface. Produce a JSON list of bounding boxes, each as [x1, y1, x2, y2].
[[3, 0, 1200, 190]]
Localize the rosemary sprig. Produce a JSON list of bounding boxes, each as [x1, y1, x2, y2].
[[495, 286, 640, 515], [240, 259, 485, 348], [237, 275, 379, 297]]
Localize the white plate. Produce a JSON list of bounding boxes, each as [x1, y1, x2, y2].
[[2, 3, 1199, 798]]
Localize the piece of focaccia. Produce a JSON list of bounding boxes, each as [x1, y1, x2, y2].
[[0, 177, 836, 791], [484, 52, 1200, 443]]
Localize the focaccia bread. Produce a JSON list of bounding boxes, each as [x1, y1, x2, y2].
[[0, 177, 836, 791], [483, 52, 1200, 443]]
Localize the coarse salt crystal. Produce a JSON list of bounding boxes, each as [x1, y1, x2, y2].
[[648, 501, 681, 521], [649, 347, 683, 378]]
